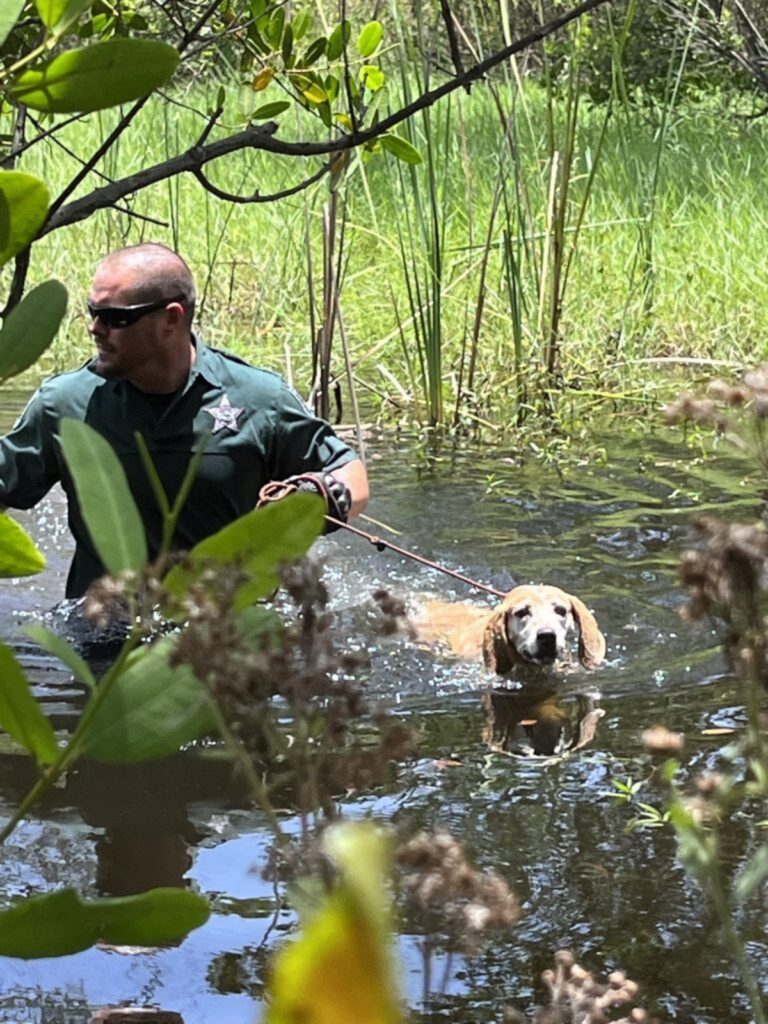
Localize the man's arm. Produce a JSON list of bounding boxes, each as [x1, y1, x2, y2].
[[329, 458, 369, 520]]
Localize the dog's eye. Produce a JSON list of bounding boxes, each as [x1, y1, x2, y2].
[[513, 607, 531, 620], [554, 605, 568, 617]]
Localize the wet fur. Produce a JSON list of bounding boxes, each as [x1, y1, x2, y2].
[[418, 583, 606, 679]]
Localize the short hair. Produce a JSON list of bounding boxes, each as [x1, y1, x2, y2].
[[97, 243, 197, 328]]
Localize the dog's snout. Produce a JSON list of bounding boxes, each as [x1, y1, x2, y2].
[[535, 629, 558, 659]]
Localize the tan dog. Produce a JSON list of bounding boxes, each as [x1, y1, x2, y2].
[[418, 584, 606, 679]]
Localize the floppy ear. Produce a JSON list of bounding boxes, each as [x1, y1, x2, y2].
[[482, 609, 517, 675], [566, 594, 606, 669]]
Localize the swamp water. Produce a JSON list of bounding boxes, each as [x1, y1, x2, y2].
[[0, 410, 765, 1023]]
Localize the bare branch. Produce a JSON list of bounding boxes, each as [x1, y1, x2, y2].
[[192, 162, 331, 203]]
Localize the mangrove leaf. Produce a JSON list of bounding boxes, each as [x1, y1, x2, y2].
[[357, 21, 383, 57], [0, 641, 59, 765], [0, 514, 45, 577], [60, 418, 148, 577], [162, 492, 323, 609], [0, 0, 25, 46], [34, 0, 93, 31], [0, 887, 210, 958], [82, 637, 216, 762], [10, 38, 179, 114], [380, 135, 422, 165], [0, 279, 67, 382], [0, 171, 50, 267], [326, 21, 350, 60], [25, 625, 95, 689]]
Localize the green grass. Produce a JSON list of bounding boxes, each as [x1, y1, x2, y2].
[[9, 79, 768, 432]]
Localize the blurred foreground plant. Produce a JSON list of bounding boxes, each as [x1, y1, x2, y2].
[[663, 372, 768, 1024]]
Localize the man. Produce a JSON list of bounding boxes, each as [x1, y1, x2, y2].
[[0, 243, 369, 597]]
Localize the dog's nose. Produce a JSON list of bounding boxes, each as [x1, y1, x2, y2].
[[535, 630, 558, 660]]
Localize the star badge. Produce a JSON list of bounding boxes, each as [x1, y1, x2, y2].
[[204, 394, 244, 433]]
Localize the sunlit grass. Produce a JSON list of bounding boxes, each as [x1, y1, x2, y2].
[[10, 80, 768, 426]]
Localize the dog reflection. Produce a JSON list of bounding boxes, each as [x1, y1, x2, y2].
[[482, 686, 604, 757]]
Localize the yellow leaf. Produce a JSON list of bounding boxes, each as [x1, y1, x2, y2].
[[253, 67, 274, 92], [265, 823, 403, 1024]]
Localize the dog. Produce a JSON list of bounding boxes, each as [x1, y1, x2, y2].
[[417, 583, 606, 680]]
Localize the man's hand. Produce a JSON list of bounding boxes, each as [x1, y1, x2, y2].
[[259, 473, 352, 532]]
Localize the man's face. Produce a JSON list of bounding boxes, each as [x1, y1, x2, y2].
[[88, 263, 170, 382]]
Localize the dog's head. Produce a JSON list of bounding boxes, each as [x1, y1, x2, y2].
[[481, 584, 606, 676]]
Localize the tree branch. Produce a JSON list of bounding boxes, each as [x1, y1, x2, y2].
[[192, 162, 331, 203], [40, 0, 611, 236]]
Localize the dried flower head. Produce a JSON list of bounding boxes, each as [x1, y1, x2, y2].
[[396, 830, 520, 952], [503, 950, 657, 1024]]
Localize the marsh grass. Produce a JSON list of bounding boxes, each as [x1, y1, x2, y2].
[[9, 77, 768, 433]]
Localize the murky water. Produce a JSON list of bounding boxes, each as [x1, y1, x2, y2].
[[0, 397, 765, 1023]]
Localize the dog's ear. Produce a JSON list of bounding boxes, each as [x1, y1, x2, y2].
[[566, 594, 606, 669], [482, 609, 517, 675]]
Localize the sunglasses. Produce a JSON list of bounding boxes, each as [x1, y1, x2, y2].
[[87, 294, 185, 329]]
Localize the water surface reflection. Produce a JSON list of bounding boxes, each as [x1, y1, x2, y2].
[[0, 412, 765, 1023]]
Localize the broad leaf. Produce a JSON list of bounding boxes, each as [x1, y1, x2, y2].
[[60, 418, 147, 577], [380, 135, 422, 165], [357, 21, 383, 58], [35, 0, 93, 30], [360, 65, 385, 92], [0, 641, 59, 765], [0, 887, 210, 958], [326, 21, 350, 61], [10, 38, 179, 114], [266, 822, 402, 1024], [253, 101, 291, 120], [0, 279, 67, 382], [25, 625, 95, 689], [0, 514, 45, 577], [82, 637, 216, 762], [0, 0, 26, 46], [0, 172, 49, 267], [162, 492, 323, 609]]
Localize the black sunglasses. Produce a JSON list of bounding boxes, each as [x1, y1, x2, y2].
[[87, 294, 185, 328]]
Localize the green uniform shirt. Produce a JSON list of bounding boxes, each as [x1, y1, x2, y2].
[[0, 337, 357, 597]]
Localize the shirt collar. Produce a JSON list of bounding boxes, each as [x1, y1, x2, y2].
[[186, 334, 222, 389]]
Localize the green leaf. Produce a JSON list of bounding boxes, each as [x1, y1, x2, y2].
[[292, 8, 311, 40], [0, 887, 210, 958], [326, 21, 350, 61], [25, 625, 95, 689], [10, 38, 179, 114], [0, 514, 45, 577], [0, 279, 67, 382], [266, 8, 285, 50], [253, 101, 291, 120], [357, 21, 383, 58], [163, 493, 323, 609], [735, 845, 768, 902], [380, 135, 422, 165], [59, 418, 148, 577], [0, 641, 59, 765], [0, 0, 25, 46], [360, 65, 385, 91], [83, 637, 216, 762], [303, 37, 327, 65], [0, 171, 49, 267], [282, 23, 294, 66], [35, 0, 93, 31]]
